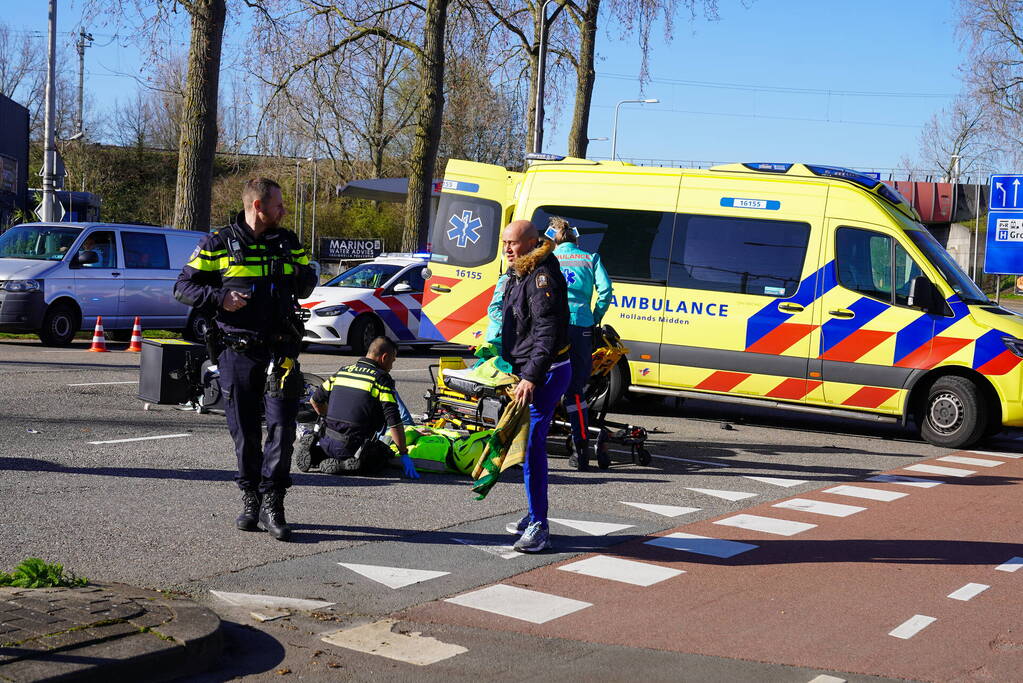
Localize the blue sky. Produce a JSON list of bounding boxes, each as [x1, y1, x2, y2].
[[6, 1, 964, 173]]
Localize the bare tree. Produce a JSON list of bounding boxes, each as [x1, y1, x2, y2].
[[110, 91, 155, 149], [916, 95, 999, 180], [0, 22, 44, 102]]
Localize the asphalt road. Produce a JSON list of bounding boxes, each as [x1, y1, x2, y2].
[[2, 336, 1020, 682]]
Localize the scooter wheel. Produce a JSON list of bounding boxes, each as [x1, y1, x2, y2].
[[637, 447, 652, 467], [295, 431, 315, 472]]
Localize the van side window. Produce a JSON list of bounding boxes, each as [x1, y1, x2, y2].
[[431, 194, 501, 268], [530, 206, 673, 282], [79, 230, 117, 268], [837, 227, 924, 306], [668, 214, 810, 296], [123, 232, 170, 269]]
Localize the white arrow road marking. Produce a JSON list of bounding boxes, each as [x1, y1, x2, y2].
[[558, 555, 684, 586], [889, 614, 936, 639], [548, 518, 634, 536], [621, 501, 700, 517], [338, 562, 449, 589], [451, 538, 521, 560], [744, 476, 809, 487], [445, 584, 591, 624], [685, 487, 757, 501], [210, 590, 334, 611], [322, 619, 467, 665]]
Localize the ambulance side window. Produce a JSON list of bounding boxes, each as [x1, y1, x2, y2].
[[836, 227, 925, 306], [530, 206, 673, 282], [668, 214, 810, 297]]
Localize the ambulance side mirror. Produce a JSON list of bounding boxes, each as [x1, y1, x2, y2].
[[909, 276, 945, 315]]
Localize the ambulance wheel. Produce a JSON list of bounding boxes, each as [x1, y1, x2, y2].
[[39, 303, 78, 346], [919, 376, 986, 449], [636, 447, 652, 466], [320, 457, 344, 475], [349, 316, 381, 355], [295, 431, 315, 472]]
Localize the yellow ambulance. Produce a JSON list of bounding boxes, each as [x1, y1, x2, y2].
[[421, 157, 1023, 449]]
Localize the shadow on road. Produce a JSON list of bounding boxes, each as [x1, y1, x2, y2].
[[188, 620, 286, 682]]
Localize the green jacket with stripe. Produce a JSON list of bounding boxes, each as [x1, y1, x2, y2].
[[311, 357, 401, 437], [174, 212, 316, 337]]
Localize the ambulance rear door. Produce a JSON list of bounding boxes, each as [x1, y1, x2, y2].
[[421, 160, 520, 345]]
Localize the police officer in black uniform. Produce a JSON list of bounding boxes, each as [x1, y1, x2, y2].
[[309, 336, 419, 478], [174, 178, 317, 541]]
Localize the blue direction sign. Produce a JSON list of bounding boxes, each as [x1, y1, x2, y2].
[[985, 174, 1023, 274]]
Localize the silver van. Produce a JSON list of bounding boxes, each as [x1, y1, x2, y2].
[[0, 222, 205, 345]]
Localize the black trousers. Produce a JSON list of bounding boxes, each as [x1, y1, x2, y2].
[[219, 347, 298, 493]]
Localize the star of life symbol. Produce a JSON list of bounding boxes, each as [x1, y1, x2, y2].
[[447, 210, 483, 248], [563, 269, 577, 285]]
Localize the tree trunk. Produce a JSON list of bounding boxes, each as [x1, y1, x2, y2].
[[403, 0, 449, 252], [370, 41, 387, 179], [568, 0, 599, 159], [524, 47, 539, 155], [173, 0, 226, 231]]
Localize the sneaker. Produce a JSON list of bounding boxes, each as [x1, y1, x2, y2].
[[505, 514, 529, 535], [513, 522, 551, 553]]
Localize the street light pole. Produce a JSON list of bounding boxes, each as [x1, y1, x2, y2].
[[610, 98, 658, 161], [41, 0, 58, 222], [532, 0, 557, 155]]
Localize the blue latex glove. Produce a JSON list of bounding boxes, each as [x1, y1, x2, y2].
[[400, 453, 420, 479]]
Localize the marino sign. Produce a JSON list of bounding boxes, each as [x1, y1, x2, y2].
[[319, 237, 384, 261]]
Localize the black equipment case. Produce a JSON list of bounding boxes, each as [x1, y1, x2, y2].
[[138, 338, 208, 404]]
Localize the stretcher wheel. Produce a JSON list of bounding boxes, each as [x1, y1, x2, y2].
[[636, 447, 652, 466], [595, 438, 611, 470]]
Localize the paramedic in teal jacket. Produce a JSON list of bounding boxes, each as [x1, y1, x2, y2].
[[549, 217, 613, 470]]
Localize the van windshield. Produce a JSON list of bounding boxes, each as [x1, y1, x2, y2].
[[324, 262, 401, 289], [0, 225, 83, 261], [906, 228, 990, 305]]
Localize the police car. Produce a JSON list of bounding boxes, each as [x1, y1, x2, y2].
[[300, 254, 431, 353]]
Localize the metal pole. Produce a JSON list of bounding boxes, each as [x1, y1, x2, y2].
[[972, 181, 980, 282], [75, 29, 93, 137], [610, 101, 624, 161], [41, 0, 58, 222], [532, 0, 555, 155], [311, 159, 318, 260]]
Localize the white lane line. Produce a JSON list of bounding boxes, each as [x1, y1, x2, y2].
[[548, 518, 634, 536], [948, 583, 990, 601], [210, 590, 334, 610], [652, 454, 731, 467], [902, 463, 975, 477], [968, 450, 1023, 459], [451, 538, 520, 560], [996, 556, 1023, 572], [322, 618, 467, 665], [888, 614, 936, 639], [744, 476, 809, 487], [714, 514, 817, 536], [88, 433, 190, 445], [867, 474, 942, 488], [338, 562, 449, 589], [621, 501, 700, 518], [685, 487, 757, 501], [644, 532, 758, 558], [772, 498, 866, 518], [67, 381, 137, 386], [557, 555, 684, 586], [823, 485, 907, 502], [808, 676, 846, 683], [937, 455, 1004, 467], [445, 584, 591, 624]]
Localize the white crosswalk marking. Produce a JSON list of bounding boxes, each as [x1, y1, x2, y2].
[[548, 518, 634, 536], [867, 474, 942, 488], [685, 487, 758, 501], [996, 556, 1023, 572], [621, 501, 700, 517], [714, 514, 817, 536], [772, 498, 866, 517], [968, 450, 1023, 459], [558, 555, 684, 586], [948, 583, 989, 601], [321, 619, 467, 665], [889, 614, 936, 639], [937, 455, 1003, 467], [338, 563, 449, 589], [823, 485, 907, 502], [744, 476, 809, 487], [902, 463, 975, 477], [644, 532, 758, 558], [445, 584, 591, 624]]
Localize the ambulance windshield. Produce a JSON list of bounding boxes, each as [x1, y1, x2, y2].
[[906, 228, 990, 305]]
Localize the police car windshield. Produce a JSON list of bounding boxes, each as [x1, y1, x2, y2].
[[324, 262, 401, 289], [906, 228, 990, 304], [0, 225, 83, 261]]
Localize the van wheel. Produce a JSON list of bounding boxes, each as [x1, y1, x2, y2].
[[38, 304, 78, 346], [183, 311, 210, 343], [349, 316, 381, 355], [919, 376, 987, 449]]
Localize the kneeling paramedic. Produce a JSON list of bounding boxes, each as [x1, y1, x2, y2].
[[309, 336, 419, 479], [498, 220, 571, 553], [550, 217, 613, 470], [174, 177, 317, 541]]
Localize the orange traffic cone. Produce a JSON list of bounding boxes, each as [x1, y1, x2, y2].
[[126, 316, 143, 352], [88, 316, 108, 352]]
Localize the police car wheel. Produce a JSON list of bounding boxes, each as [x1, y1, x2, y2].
[[920, 376, 986, 449], [349, 316, 381, 355]]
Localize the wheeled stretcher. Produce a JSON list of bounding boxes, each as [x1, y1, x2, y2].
[[422, 325, 651, 468]]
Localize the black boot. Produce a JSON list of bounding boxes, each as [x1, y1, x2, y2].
[[258, 489, 291, 541], [567, 440, 590, 471], [235, 490, 261, 531]]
